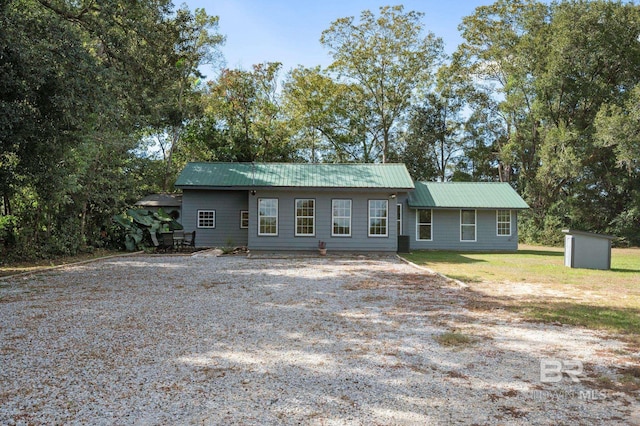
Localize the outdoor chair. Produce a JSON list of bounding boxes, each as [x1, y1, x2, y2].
[[158, 232, 174, 252], [173, 230, 185, 250], [183, 230, 196, 248]]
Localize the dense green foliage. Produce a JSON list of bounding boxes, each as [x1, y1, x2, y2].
[[2, 0, 639, 259], [0, 0, 222, 259], [454, 0, 640, 245]]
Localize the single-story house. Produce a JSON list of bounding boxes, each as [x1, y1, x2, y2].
[[174, 162, 529, 252], [135, 193, 183, 223]]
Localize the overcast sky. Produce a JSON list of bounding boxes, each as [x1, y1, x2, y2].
[[183, 0, 505, 79]]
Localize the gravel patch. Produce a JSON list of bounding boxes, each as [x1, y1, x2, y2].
[[0, 254, 638, 425]]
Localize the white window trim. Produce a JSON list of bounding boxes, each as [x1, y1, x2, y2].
[[240, 210, 249, 229], [331, 199, 352, 237], [295, 198, 315, 237], [397, 203, 403, 235], [197, 210, 216, 229], [368, 199, 389, 237], [258, 198, 278, 236], [460, 209, 477, 242], [497, 209, 512, 236], [416, 209, 433, 241]]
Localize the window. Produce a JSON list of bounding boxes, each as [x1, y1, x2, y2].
[[295, 199, 315, 236], [397, 203, 403, 235], [332, 199, 352, 236], [460, 209, 476, 241], [258, 198, 278, 236], [497, 210, 511, 236], [416, 209, 432, 241], [240, 210, 249, 229], [368, 200, 388, 237], [197, 210, 215, 228]]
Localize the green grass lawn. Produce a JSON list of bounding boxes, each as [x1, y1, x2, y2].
[[403, 244, 640, 288], [401, 245, 640, 342]]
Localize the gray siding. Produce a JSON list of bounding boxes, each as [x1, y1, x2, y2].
[[181, 190, 248, 247], [564, 232, 612, 270], [403, 204, 519, 251], [248, 190, 404, 252], [182, 189, 520, 252]]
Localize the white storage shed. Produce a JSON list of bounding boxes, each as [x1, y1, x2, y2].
[[563, 229, 615, 270]]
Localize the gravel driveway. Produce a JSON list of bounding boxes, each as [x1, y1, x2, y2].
[[1, 254, 637, 425]]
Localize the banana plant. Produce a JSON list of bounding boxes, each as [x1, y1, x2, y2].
[[112, 208, 182, 251]]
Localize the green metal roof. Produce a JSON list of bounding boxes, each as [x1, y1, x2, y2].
[[408, 182, 529, 209], [175, 162, 415, 189]]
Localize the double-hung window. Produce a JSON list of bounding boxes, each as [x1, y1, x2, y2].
[[397, 203, 403, 235], [295, 199, 315, 236], [368, 200, 388, 237], [258, 198, 278, 236], [416, 209, 432, 241], [197, 210, 215, 228], [332, 199, 351, 236], [497, 210, 511, 236], [460, 209, 476, 241]]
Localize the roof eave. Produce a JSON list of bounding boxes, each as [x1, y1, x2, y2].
[[562, 229, 616, 240], [178, 185, 414, 191], [407, 204, 529, 210]]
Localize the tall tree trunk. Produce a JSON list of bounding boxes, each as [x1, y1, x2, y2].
[[439, 108, 447, 182], [2, 193, 11, 215], [162, 126, 181, 192], [163, 72, 187, 192], [382, 132, 388, 163], [80, 200, 88, 244], [382, 118, 391, 164]]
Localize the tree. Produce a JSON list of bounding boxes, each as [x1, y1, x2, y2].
[[180, 63, 297, 163], [456, 92, 507, 182], [594, 85, 640, 245], [0, 0, 225, 257], [320, 5, 444, 162], [456, 0, 640, 244], [530, 0, 640, 243], [149, 7, 224, 191], [401, 66, 467, 181], [282, 66, 374, 162], [456, 0, 547, 186], [595, 85, 640, 174], [1, 0, 102, 249]]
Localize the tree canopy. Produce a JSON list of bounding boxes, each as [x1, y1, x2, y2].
[[455, 0, 640, 244], [320, 5, 444, 163]]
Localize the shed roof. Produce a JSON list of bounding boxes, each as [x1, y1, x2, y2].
[[408, 182, 529, 209], [562, 229, 615, 240], [135, 193, 182, 207], [175, 162, 415, 190]]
